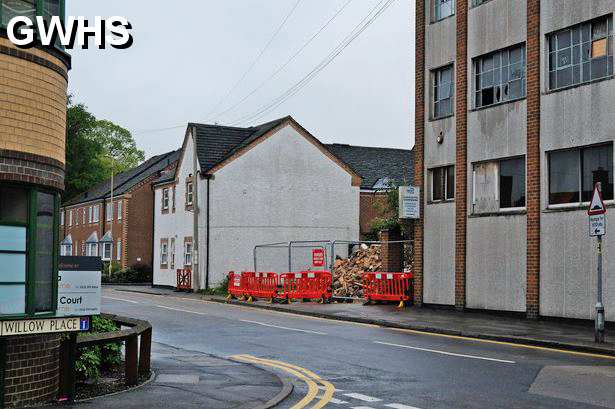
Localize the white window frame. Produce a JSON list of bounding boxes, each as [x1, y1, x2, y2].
[[93, 205, 100, 223], [60, 244, 72, 256], [433, 0, 455, 22], [170, 238, 175, 269], [88, 206, 93, 224], [186, 182, 194, 206], [87, 243, 98, 257], [432, 64, 454, 119], [116, 240, 122, 261], [471, 157, 526, 214], [161, 242, 169, 265], [69, 210, 73, 226], [117, 201, 123, 220], [430, 165, 455, 202], [106, 202, 113, 221], [162, 188, 170, 210], [102, 242, 112, 261], [60, 211, 64, 226], [184, 242, 193, 266]]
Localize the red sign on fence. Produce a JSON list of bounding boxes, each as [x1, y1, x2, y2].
[[312, 249, 325, 267]]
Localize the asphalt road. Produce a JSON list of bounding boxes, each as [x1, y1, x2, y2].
[[101, 288, 615, 409]]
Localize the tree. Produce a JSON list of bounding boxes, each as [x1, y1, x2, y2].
[[64, 100, 145, 201]]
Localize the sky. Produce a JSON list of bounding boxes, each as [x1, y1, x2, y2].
[[68, 0, 415, 159]]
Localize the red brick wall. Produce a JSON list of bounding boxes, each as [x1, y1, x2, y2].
[[360, 192, 393, 238], [126, 177, 156, 270], [526, 0, 541, 319], [3, 335, 60, 407], [379, 229, 403, 273], [413, 0, 426, 307], [455, 0, 468, 310]]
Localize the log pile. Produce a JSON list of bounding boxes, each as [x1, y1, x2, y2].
[[333, 244, 382, 298]]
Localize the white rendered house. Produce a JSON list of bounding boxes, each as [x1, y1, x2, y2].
[[153, 116, 361, 290]]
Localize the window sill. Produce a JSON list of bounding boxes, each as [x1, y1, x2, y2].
[[469, 208, 527, 218], [470, 96, 526, 113], [430, 14, 455, 25], [544, 201, 615, 213], [543, 75, 614, 95], [427, 199, 455, 205], [428, 113, 455, 122]]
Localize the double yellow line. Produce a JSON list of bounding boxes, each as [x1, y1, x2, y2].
[[232, 354, 335, 409]]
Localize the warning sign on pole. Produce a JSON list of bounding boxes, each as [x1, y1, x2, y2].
[[588, 184, 607, 216]]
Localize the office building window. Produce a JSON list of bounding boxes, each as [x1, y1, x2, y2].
[[474, 44, 526, 108], [549, 144, 613, 205], [434, 0, 454, 22], [472, 157, 526, 213], [431, 166, 455, 202], [433, 65, 454, 119], [548, 15, 613, 90]]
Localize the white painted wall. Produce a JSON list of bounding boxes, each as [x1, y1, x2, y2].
[[153, 134, 198, 288], [206, 124, 359, 286], [153, 123, 359, 289]]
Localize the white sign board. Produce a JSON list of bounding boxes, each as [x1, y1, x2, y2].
[[57, 257, 102, 317], [0, 317, 90, 337], [590, 214, 606, 237], [399, 186, 420, 219]]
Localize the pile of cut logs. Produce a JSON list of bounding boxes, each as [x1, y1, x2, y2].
[[332, 244, 382, 298]]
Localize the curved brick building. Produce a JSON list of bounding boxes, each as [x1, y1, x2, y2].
[[0, 0, 71, 406]]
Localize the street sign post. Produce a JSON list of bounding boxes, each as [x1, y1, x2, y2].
[[588, 183, 606, 343]]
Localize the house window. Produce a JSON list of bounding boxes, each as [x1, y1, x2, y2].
[[93, 205, 100, 223], [170, 238, 175, 269], [162, 188, 170, 210], [88, 206, 93, 224], [433, 0, 454, 22], [74, 209, 78, 226], [474, 44, 526, 108], [0, 186, 60, 316], [160, 241, 168, 266], [186, 182, 194, 206], [117, 201, 123, 220], [116, 240, 122, 261], [60, 211, 64, 226], [87, 243, 98, 257], [433, 65, 454, 119], [472, 157, 526, 213], [106, 202, 113, 221], [549, 144, 613, 205], [431, 166, 455, 202], [102, 243, 112, 261], [548, 15, 613, 90], [68, 210, 73, 226], [184, 242, 193, 266], [60, 243, 72, 256]]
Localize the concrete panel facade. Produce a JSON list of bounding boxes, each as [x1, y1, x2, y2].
[[423, 202, 456, 305], [539, 0, 615, 320]]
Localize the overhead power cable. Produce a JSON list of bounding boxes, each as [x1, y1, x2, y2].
[[209, 0, 355, 123], [202, 0, 304, 122], [227, 0, 397, 127]]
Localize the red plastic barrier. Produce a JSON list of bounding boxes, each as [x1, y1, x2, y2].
[[227, 271, 246, 298], [280, 271, 332, 302], [363, 272, 413, 304], [244, 272, 278, 300], [176, 269, 192, 291]]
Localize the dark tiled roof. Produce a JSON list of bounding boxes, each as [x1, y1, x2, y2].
[[64, 149, 181, 206], [190, 117, 288, 173], [324, 144, 414, 190]]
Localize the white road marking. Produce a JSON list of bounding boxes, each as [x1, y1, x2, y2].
[[103, 296, 139, 304], [343, 393, 382, 402], [155, 305, 208, 315], [239, 319, 326, 335], [385, 404, 423, 409], [329, 397, 349, 404], [375, 341, 516, 364]]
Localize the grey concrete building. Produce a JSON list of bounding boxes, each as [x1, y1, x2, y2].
[[413, 0, 615, 321]]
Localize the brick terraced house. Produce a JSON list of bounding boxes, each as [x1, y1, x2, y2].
[[414, 0, 615, 321], [0, 0, 72, 405], [60, 150, 180, 271], [325, 144, 414, 238]]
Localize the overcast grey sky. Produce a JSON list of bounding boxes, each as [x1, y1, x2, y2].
[[68, 1, 415, 159]]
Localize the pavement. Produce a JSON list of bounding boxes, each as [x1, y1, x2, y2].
[[101, 286, 615, 409], [113, 285, 615, 356], [75, 341, 289, 409]]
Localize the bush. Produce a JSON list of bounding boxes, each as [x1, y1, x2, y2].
[[76, 316, 123, 381], [102, 265, 152, 284], [201, 275, 230, 296]]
